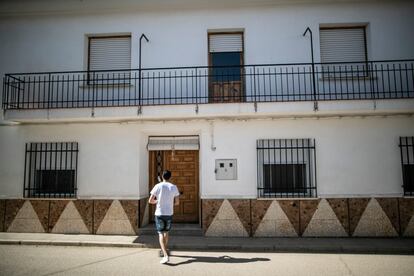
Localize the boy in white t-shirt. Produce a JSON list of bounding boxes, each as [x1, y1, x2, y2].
[[148, 170, 180, 264]]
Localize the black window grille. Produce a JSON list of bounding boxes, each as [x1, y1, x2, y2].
[[399, 137, 414, 196], [24, 142, 79, 198], [257, 139, 317, 198]]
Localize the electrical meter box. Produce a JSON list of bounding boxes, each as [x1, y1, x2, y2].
[[215, 159, 237, 180]]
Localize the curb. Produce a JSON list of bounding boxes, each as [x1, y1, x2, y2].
[[2, 239, 414, 254]]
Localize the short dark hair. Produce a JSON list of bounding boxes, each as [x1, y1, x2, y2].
[[162, 170, 171, 181]]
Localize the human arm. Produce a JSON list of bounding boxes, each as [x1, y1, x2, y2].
[[148, 194, 158, 205], [174, 196, 180, 206]]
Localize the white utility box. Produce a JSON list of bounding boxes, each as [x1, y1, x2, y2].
[[215, 159, 237, 180]]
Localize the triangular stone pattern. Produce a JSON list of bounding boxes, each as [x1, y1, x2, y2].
[[299, 200, 320, 235], [120, 200, 138, 234], [4, 199, 25, 231], [254, 201, 297, 237], [302, 199, 347, 237], [96, 200, 135, 235], [348, 198, 370, 235], [48, 201, 70, 232], [202, 199, 223, 233], [229, 200, 251, 236], [326, 199, 349, 234], [400, 198, 414, 237], [278, 200, 300, 235], [7, 201, 45, 233], [52, 201, 89, 234], [251, 200, 272, 235], [93, 200, 113, 234], [205, 200, 248, 237], [139, 198, 149, 227], [403, 215, 414, 237], [353, 198, 398, 237], [376, 198, 400, 234], [73, 200, 93, 234], [30, 200, 49, 232]]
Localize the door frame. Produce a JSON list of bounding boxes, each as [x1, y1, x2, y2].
[[148, 149, 200, 224]]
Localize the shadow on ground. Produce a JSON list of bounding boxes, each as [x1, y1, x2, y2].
[[166, 254, 270, 266]]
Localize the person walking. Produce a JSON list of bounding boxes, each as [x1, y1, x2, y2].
[[148, 170, 180, 264]]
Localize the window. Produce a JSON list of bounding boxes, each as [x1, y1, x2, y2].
[[399, 137, 414, 196], [24, 142, 79, 198], [319, 26, 368, 78], [257, 139, 317, 198], [208, 32, 244, 102], [88, 35, 131, 84]]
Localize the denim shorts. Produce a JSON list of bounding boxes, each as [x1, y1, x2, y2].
[[155, 215, 173, 233]]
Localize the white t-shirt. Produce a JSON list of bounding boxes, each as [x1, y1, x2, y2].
[[150, 181, 180, 216]]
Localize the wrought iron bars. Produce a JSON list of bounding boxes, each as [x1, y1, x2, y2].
[[399, 137, 414, 196], [2, 60, 414, 110], [23, 142, 79, 198], [257, 139, 317, 198]]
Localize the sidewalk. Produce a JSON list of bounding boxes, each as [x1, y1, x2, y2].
[[1, 232, 414, 254]]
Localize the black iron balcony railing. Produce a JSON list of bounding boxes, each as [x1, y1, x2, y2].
[[2, 60, 414, 110]]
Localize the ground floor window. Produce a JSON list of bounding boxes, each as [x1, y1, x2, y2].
[[24, 142, 79, 198], [399, 137, 414, 196], [257, 139, 317, 198]]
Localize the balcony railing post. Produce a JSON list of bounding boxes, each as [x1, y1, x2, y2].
[[369, 61, 376, 100], [47, 73, 51, 109], [253, 65, 257, 103], [194, 67, 199, 111], [138, 68, 142, 114], [92, 71, 96, 110]]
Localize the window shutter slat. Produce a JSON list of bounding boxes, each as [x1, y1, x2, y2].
[[89, 37, 131, 70], [209, 34, 243, 53], [320, 28, 366, 63]]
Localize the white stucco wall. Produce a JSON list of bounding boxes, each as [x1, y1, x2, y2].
[[1, 116, 413, 199], [1, 1, 414, 122]]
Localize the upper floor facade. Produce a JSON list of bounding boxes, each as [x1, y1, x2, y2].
[[1, 0, 414, 123]]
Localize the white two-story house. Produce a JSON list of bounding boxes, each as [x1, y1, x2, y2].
[[0, 0, 413, 237]]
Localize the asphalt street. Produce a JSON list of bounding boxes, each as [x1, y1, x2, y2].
[[0, 244, 413, 276]]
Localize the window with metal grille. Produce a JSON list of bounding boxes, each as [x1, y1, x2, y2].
[[319, 26, 368, 78], [399, 137, 414, 196], [24, 142, 79, 198], [88, 35, 131, 84], [257, 139, 317, 198]]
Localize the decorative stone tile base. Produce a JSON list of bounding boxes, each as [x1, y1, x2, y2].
[[202, 197, 407, 237], [302, 199, 347, 237], [205, 200, 248, 237], [254, 201, 297, 237], [353, 198, 398, 237], [3, 198, 145, 235], [1, 197, 411, 237]]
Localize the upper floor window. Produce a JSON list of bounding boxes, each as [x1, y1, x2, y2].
[[24, 142, 79, 198], [319, 26, 368, 78], [208, 32, 244, 103], [88, 35, 131, 71], [257, 139, 317, 198], [399, 137, 414, 196]]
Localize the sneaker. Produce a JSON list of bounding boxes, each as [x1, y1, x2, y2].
[[160, 256, 169, 264]]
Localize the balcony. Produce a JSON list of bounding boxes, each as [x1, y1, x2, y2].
[[2, 60, 414, 121]]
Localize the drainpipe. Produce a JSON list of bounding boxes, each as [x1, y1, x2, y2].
[[138, 34, 149, 115], [303, 27, 318, 111]]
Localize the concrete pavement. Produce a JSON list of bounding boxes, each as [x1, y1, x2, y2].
[[1, 232, 414, 254], [1, 244, 414, 276]]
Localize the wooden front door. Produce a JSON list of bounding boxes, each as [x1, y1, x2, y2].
[[149, 150, 199, 223]]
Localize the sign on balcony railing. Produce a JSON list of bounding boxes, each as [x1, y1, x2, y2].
[[2, 60, 414, 110]]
